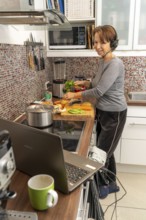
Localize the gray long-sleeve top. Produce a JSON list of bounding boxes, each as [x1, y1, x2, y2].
[[82, 57, 127, 112]]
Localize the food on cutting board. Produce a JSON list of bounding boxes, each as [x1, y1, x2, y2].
[[70, 102, 93, 111], [54, 99, 69, 108], [53, 105, 66, 114], [53, 99, 69, 113], [68, 109, 85, 114], [53, 99, 93, 114]]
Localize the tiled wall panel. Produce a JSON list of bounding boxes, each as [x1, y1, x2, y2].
[[0, 44, 146, 120], [0, 44, 48, 120], [48, 57, 146, 93]]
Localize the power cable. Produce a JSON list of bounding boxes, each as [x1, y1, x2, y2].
[[101, 168, 127, 220]]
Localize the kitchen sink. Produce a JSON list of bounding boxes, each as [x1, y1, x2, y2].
[[127, 92, 146, 101]]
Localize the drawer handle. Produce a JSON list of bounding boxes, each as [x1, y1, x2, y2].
[[129, 123, 146, 126]]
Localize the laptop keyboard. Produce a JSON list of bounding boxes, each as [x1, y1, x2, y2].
[[65, 163, 89, 184]]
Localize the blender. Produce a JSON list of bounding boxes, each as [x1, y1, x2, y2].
[[53, 59, 66, 98]]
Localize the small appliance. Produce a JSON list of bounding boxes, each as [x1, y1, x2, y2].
[[44, 81, 52, 101], [0, 130, 16, 208], [49, 25, 86, 49], [53, 59, 66, 98]]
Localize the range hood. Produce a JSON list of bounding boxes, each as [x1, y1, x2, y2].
[[0, 9, 71, 30]]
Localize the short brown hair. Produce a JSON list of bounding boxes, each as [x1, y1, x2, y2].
[[93, 25, 118, 51]]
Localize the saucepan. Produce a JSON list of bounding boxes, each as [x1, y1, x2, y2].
[[26, 104, 53, 128]]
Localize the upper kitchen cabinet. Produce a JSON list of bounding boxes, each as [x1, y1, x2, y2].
[[96, 0, 146, 51], [96, 0, 135, 50], [46, 0, 97, 57], [133, 0, 146, 50], [0, 0, 46, 10], [0, 0, 35, 11], [46, 0, 146, 57]]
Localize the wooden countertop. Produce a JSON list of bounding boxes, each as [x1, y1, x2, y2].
[[6, 115, 95, 220], [127, 101, 146, 106], [125, 93, 146, 106]]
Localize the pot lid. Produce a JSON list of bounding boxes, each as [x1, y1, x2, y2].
[[27, 104, 53, 113]]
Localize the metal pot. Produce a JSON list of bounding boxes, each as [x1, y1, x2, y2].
[[26, 104, 53, 128]]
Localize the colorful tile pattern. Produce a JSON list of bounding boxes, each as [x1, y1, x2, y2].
[[0, 44, 146, 120]]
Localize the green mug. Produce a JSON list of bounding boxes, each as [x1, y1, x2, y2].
[[28, 174, 58, 211]]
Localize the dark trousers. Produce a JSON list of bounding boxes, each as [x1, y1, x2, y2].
[[96, 108, 127, 183]]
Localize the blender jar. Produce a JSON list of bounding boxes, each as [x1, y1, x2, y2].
[[53, 60, 67, 98], [53, 60, 66, 82]]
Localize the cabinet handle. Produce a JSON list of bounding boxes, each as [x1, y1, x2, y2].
[[129, 123, 146, 126]]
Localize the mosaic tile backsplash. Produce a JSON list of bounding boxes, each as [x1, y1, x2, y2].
[[0, 44, 48, 120], [48, 57, 146, 93], [0, 44, 146, 120]]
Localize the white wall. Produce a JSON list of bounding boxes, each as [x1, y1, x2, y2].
[[0, 0, 46, 45]]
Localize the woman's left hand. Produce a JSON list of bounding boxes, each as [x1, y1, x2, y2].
[[74, 80, 85, 86], [63, 92, 75, 100]]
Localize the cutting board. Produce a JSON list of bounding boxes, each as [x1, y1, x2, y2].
[[61, 102, 95, 118]]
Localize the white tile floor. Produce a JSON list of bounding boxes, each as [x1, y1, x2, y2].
[[100, 172, 146, 220]]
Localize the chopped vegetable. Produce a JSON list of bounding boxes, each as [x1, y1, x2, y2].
[[68, 109, 85, 114]]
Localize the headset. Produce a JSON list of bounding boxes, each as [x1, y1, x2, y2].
[[109, 25, 119, 50], [93, 25, 119, 51]]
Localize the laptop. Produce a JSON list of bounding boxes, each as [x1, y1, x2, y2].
[[0, 118, 103, 194]]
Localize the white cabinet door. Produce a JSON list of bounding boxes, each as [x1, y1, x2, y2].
[[121, 139, 146, 165], [120, 116, 146, 165], [122, 117, 146, 140], [127, 106, 146, 117], [96, 0, 135, 50], [0, 0, 34, 10], [133, 0, 146, 49], [34, 0, 46, 10]]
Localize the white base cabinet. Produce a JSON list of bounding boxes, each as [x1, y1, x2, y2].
[[115, 106, 146, 166], [121, 139, 146, 165]]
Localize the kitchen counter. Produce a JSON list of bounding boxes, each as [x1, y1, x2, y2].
[[125, 93, 146, 106], [6, 115, 95, 220], [127, 99, 146, 106]]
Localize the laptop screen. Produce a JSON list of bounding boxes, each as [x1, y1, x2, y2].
[[20, 119, 85, 152]]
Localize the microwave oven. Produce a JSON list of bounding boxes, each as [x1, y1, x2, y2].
[[49, 26, 86, 49]]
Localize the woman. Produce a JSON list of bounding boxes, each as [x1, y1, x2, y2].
[[63, 25, 127, 199]]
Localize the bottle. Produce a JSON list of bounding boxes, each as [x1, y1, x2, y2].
[[44, 81, 52, 102]]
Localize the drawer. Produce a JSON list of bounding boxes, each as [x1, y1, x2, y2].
[[127, 106, 146, 117], [121, 139, 146, 165], [122, 117, 146, 140]]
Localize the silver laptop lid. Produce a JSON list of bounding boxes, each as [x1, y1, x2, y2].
[[0, 118, 103, 194]]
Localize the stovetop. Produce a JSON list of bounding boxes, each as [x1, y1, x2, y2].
[[20, 119, 85, 152]]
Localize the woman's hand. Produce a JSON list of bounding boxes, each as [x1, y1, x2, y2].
[[74, 80, 85, 86], [63, 92, 75, 100], [74, 80, 90, 88]]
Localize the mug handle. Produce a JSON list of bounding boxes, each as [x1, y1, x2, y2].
[[47, 189, 58, 208]]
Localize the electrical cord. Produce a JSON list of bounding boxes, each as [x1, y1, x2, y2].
[[86, 178, 103, 219], [101, 167, 127, 220], [88, 178, 105, 220]]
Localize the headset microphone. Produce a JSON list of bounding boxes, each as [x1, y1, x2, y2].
[[102, 50, 111, 58]]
